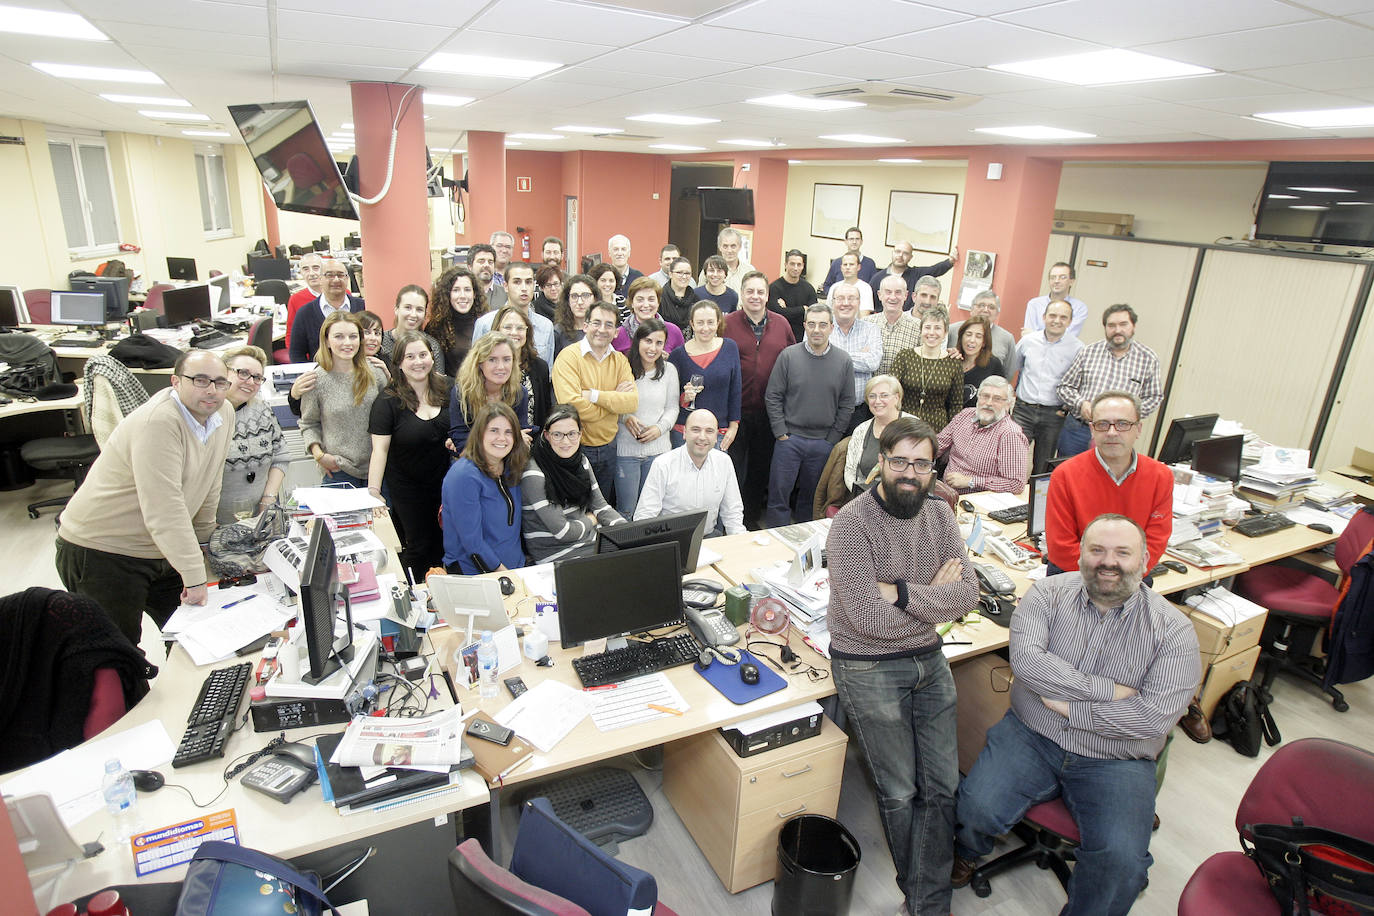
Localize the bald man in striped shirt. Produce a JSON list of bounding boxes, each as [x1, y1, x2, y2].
[[953, 514, 1200, 915]]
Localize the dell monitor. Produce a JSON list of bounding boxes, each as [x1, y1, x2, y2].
[[1157, 414, 1220, 465], [1192, 434, 1244, 484], [595, 509, 708, 575], [1026, 472, 1052, 539], [299, 521, 354, 684], [162, 284, 213, 328], [167, 256, 198, 282], [208, 275, 231, 312], [50, 290, 106, 328], [0, 286, 27, 326], [248, 255, 292, 282], [555, 541, 685, 650], [70, 275, 130, 321]]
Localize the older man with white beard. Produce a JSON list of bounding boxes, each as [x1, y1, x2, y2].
[[935, 375, 1028, 494]]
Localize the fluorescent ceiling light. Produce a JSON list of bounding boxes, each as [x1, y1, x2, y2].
[[425, 93, 474, 107], [1266, 194, 1298, 199], [627, 113, 719, 126], [139, 110, 210, 121], [504, 140, 523, 146], [788, 159, 801, 164], [419, 52, 559, 79], [719, 138, 783, 147], [182, 130, 231, 137], [1288, 186, 1354, 193], [879, 158, 922, 163], [747, 94, 864, 111], [101, 93, 188, 106], [974, 125, 1095, 139], [1, 6, 106, 41], [508, 133, 564, 140], [33, 62, 163, 83], [1290, 205, 1328, 210], [819, 133, 904, 144], [341, 122, 354, 130], [1253, 106, 1374, 128], [554, 125, 623, 134], [649, 143, 707, 151], [991, 49, 1211, 85], [1336, 201, 1372, 206]]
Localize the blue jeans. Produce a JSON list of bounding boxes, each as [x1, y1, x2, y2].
[[1056, 414, 1092, 459], [955, 711, 1156, 916], [833, 649, 959, 916], [324, 470, 366, 488], [614, 454, 656, 518], [582, 441, 617, 506], [764, 434, 831, 528]]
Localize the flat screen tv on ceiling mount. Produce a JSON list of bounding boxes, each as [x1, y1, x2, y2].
[[227, 100, 358, 221], [1254, 161, 1374, 248]]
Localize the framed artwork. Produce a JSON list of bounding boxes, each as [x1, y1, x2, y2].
[[811, 183, 862, 240], [885, 190, 957, 254]]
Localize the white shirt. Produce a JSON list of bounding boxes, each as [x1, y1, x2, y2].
[[472, 307, 557, 365], [171, 389, 225, 444], [634, 446, 745, 535], [827, 279, 874, 316]]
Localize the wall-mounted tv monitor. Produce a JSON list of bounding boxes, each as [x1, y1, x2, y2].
[[227, 100, 358, 220], [698, 187, 755, 224], [1254, 161, 1374, 247], [162, 284, 213, 328]]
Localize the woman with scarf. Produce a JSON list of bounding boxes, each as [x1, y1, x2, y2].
[[520, 404, 624, 563]]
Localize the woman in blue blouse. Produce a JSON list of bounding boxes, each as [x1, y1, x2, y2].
[[441, 401, 529, 574], [667, 299, 741, 450]]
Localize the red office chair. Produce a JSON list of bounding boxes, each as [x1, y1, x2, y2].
[[1178, 737, 1374, 915], [1233, 509, 1374, 712], [449, 839, 592, 915], [22, 289, 51, 324], [142, 283, 175, 317], [968, 798, 1080, 898]]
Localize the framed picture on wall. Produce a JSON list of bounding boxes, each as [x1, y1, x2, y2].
[[886, 190, 957, 254], [811, 183, 862, 240]]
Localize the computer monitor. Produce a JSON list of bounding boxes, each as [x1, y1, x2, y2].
[[162, 284, 213, 328], [50, 290, 107, 328], [70, 275, 130, 321], [555, 541, 685, 649], [1192, 434, 1244, 483], [208, 274, 231, 312], [249, 255, 292, 281], [1157, 414, 1219, 465], [1026, 472, 1052, 539], [167, 256, 198, 282], [313, 239, 329, 252], [344, 233, 361, 250], [299, 521, 354, 684], [0, 286, 27, 326], [595, 509, 708, 575]]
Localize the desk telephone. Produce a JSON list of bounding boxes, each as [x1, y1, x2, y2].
[[984, 533, 1038, 571], [684, 604, 739, 650], [973, 561, 1016, 597]]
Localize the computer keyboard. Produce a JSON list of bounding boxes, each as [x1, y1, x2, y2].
[[1233, 512, 1296, 538], [988, 504, 1030, 524], [190, 329, 236, 349], [572, 634, 700, 688], [172, 661, 251, 768], [51, 337, 104, 348]]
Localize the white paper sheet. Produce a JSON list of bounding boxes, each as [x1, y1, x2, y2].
[[518, 563, 557, 599], [292, 487, 385, 514], [176, 595, 295, 666], [493, 681, 590, 752], [588, 673, 689, 731]]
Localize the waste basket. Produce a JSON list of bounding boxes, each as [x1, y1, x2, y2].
[[772, 814, 861, 916]]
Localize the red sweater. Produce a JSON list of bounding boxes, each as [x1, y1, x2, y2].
[[1045, 450, 1173, 571], [285, 287, 317, 349], [723, 309, 795, 415]]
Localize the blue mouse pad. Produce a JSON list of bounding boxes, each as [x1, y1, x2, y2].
[[694, 648, 787, 704]]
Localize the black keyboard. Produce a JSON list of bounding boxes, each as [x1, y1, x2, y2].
[[190, 329, 236, 348], [52, 337, 104, 348], [572, 634, 700, 688], [988, 504, 1030, 524], [172, 661, 251, 768], [1234, 512, 1296, 538]]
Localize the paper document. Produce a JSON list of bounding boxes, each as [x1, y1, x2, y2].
[[588, 673, 689, 731], [696, 544, 723, 568], [493, 681, 590, 752], [965, 491, 1023, 512], [292, 486, 385, 514], [517, 563, 557, 599], [176, 594, 295, 666]]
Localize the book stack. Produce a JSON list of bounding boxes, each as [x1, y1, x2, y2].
[[1303, 482, 1356, 512], [1237, 446, 1317, 510], [315, 732, 473, 816]]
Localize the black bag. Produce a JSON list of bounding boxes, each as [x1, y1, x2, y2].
[[109, 332, 181, 369], [207, 502, 290, 581], [1211, 679, 1280, 757], [175, 840, 340, 916], [0, 335, 60, 397], [1244, 819, 1374, 916]]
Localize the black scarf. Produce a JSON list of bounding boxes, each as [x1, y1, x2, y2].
[[531, 435, 593, 510]]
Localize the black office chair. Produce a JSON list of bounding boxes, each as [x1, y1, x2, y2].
[[21, 433, 99, 519], [254, 279, 291, 306]]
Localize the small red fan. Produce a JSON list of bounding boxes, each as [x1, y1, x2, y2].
[[749, 593, 791, 643]]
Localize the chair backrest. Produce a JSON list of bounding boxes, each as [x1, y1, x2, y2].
[[143, 283, 175, 317], [509, 798, 659, 916], [83, 354, 149, 449], [21, 289, 51, 325], [1335, 508, 1374, 574], [248, 317, 274, 355], [255, 279, 291, 305], [448, 840, 590, 916], [1235, 738, 1374, 843]]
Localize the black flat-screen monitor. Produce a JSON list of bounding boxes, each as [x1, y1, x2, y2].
[[167, 257, 198, 281], [227, 100, 358, 220], [162, 284, 213, 328], [595, 509, 708, 575], [314, 238, 330, 252], [1192, 434, 1244, 483], [1026, 472, 1051, 539], [50, 290, 106, 328], [71, 275, 130, 320], [299, 521, 354, 684], [698, 187, 755, 224], [344, 234, 361, 250], [555, 542, 685, 649], [1156, 414, 1219, 465], [249, 255, 292, 281], [1254, 161, 1374, 248]]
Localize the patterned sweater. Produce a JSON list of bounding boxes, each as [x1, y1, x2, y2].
[[891, 351, 964, 432], [217, 399, 289, 523]]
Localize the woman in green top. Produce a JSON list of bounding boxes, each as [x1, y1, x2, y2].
[[890, 306, 963, 432]]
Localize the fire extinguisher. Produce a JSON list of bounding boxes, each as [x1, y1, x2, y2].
[[519, 228, 531, 261]]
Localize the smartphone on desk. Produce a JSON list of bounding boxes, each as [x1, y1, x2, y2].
[[684, 605, 739, 649]]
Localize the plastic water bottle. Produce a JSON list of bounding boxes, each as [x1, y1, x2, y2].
[[101, 758, 138, 842], [477, 631, 499, 699]]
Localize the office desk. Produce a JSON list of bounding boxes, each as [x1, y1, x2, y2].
[[0, 383, 83, 423]]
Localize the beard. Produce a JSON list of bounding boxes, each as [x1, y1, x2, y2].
[[1080, 558, 1144, 605], [879, 472, 933, 519]]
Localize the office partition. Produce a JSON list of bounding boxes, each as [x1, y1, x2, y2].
[[1314, 278, 1374, 470]]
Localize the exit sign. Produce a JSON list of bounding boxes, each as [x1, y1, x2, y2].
[[515, 176, 532, 192]]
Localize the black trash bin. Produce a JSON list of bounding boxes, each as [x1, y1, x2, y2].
[[772, 814, 861, 916]]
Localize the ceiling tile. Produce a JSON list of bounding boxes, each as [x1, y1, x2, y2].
[[919, 0, 1062, 13], [1115, 72, 1290, 101], [470, 0, 685, 44], [990, 85, 1152, 110], [706, 0, 968, 44], [906, 67, 1056, 95], [630, 24, 839, 62], [1241, 57, 1374, 92], [0, 35, 152, 69], [277, 0, 487, 25], [1141, 20, 1374, 71], [1279, 0, 1374, 12], [77, 0, 266, 33], [436, 30, 616, 67], [765, 50, 959, 83], [535, 66, 681, 91], [276, 10, 453, 51], [607, 0, 738, 16], [863, 19, 1102, 67], [1185, 90, 1369, 116], [98, 24, 267, 55], [277, 40, 424, 70], [997, 0, 1313, 48], [692, 65, 853, 92]]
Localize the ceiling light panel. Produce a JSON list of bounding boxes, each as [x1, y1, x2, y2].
[[819, 133, 905, 143], [508, 133, 565, 140], [627, 113, 720, 125], [101, 94, 189, 106], [32, 62, 163, 83], [139, 110, 210, 121], [419, 52, 560, 79], [555, 125, 624, 134], [747, 93, 865, 111], [973, 125, 1096, 139], [0, 6, 106, 40], [719, 139, 784, 146], [1252, 106, 1374, 128], [424, 93, 474, 107], [991, 49, 1213, 85], [182, 130, 231, 137], [649, 143, 707, 151]]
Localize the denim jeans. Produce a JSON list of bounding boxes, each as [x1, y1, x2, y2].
[[1013, 400, 1068, 475], [955, 711, 1156, 916], [614, 454, 656, 518], [1056, 414, 1092, 459], [833, 649, 959, 916], [582, 441, 618, 507], [323, 469, 367, 488], [764, 434, 831, 528]]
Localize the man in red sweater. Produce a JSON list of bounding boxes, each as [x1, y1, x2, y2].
[[1045, 391, 1172, 574], [284, 252, 325, 347]]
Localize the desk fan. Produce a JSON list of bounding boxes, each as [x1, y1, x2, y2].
[[749, 594, 790, 643]]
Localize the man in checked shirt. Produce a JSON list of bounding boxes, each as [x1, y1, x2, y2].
[[952, 514, 1200, 915], [1055, 304, 1161, 458]]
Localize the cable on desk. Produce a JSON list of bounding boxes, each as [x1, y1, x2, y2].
[[746, 639, 829, 682], [323, 846, 376, 892]]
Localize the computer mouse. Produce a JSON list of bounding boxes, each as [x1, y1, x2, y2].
[[959, 499, 977, 514], [1162, 559, 1188, 574], [1148, 564, 1167, 579], [1307, 522, 1334, 534], [739, 662, 760, 686], [130, 769, 164, 792], [273, 742, 317, 767], [498, 575, 515, 596]]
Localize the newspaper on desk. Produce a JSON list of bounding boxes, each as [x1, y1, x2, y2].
[[333, 706, 471, 770]]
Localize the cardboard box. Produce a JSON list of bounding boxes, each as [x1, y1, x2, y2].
[[1329, 446, 1374, 505], [1177, 600, 1267, 665], [1053, 209, 1134, 236], [953, 653, 1014, 774], [1196, 644, 1260, 720]]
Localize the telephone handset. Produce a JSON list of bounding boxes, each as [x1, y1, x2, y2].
[[973, 561, 1016, 597], [682, 577, 725, 610], [684, 605, 740, 649]]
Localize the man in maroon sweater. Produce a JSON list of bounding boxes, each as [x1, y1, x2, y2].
[[724, 270, 796, 529], [1045, 391, 1172, 574]]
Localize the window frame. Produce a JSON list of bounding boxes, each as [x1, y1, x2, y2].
[[47, 129, 122, 259], [193, 143, 235, 239]]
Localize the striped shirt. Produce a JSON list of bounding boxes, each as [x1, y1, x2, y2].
[[520, 455, 623, 564], [1010, 573, 1200, 760], [1056, 339, 1162, 418], [829, 317, 883, 402], [866, 311, 922, 375], [936, 408, 1029, 494]]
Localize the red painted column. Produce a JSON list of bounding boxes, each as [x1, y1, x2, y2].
[[466, 129, 508, 250], [349, 81, 431, 328], [262, 184, 280, 251], [957, 147, 1062, 331], [749, 157, 788, 276]]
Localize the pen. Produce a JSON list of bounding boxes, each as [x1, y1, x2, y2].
[[647, 704, 683, 716], [223, 594, 258, 610], [584, 684, 617, 692], [497, 753, 534, 783], [942, 640, 973, 646]]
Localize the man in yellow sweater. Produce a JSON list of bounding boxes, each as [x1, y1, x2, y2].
[[552, 301, 637, 506], [55, 349, 234, 645]]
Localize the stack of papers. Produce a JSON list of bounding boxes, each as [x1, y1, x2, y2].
[[1184, 587, 1267, 627], [1304, 482, 1356, 512], [493, 681, 590, 752], [160, 587, 295, 665]]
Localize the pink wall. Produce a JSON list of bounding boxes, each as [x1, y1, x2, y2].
[[504, 150, 564, 261], [572, 151, 671, 274]]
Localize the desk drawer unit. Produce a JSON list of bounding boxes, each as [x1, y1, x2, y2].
[[663, 716, 847, 893]]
